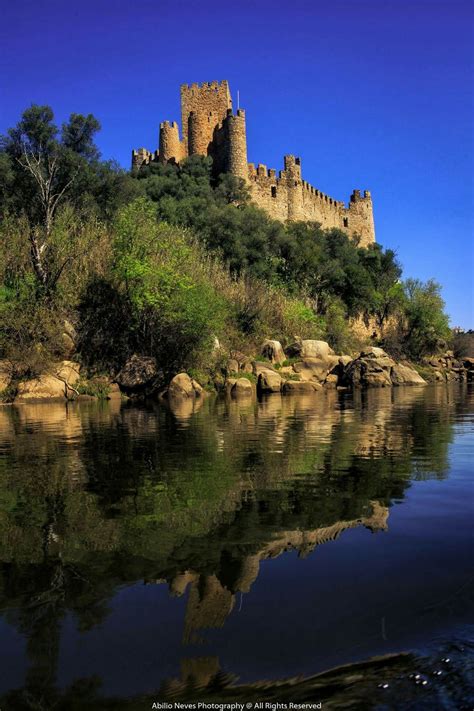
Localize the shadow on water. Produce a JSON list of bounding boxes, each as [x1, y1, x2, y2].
[[0, 385, 472, 709]]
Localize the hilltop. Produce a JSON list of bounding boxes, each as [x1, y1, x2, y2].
[[0, 101, 461, 403]]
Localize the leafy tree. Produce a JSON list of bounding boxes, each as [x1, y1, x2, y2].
[[112, 198, 228, 374], [402, 278, 451, 359]]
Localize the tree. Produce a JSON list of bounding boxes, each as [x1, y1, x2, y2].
[[112, 198, 228, 374], [1, 105, 101, 289], [359, 245, 404, 332], [402, 278, 450, 359]]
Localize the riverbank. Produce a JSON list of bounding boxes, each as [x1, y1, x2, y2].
[[1, 338, 472, 405]]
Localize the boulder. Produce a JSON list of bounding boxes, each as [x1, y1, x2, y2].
[[230, 351, 253, 373], [225, 377, 238, 395], [116, 355, 159, 394], [423, 352, 469, 382], [240, 360, 254, 374], [257, 370, 282, 393], [16, 374, 67, 402], [390, 363, 427, 386], [226, 359, 239, 374], [338, 355, 353, 367], [327, 355, 352, 383], [55, 361, 80, 387], [360, 347, 389, 359], [285, 340, 334, 360], [231, 378, 253, 396], [107, 383, 122, 399], [284, 342, 303, 359], [61, 320, 77, 356], [292, 356, 338, 383], [61, 332, 76, 357], [15, 361, 81, 402], [343, 350, 395, 388], [253, 360, 280, 376], [301, 340, 334, 360], [324, 374, 339, 388], [463, 358, 474, 382], [282, 380, 320, 394], [261, 340, 286, 365], [168, 373, 203, 398]]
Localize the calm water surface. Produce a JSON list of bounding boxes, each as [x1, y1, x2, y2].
[[0, 385, 473, 709]]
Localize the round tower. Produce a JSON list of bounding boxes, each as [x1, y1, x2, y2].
[[159, 121, 183, 163], [188, 111, 210, 155], [225, 109, 248, 181]]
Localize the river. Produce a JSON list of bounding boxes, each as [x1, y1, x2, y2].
[[0, 385, 473, 709]]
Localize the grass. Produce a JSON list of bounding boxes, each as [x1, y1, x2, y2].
[[76, 378, 111, 399]]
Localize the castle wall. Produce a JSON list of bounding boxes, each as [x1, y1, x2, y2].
[[247, 157, 375, 247]]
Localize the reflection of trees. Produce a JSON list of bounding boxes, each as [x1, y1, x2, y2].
[[0, 385, 468, 708]]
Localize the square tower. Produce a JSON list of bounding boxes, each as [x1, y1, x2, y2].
[[180, 81, 232, 155]]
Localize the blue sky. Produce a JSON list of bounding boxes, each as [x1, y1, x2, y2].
[[1, 0, 472, 327]]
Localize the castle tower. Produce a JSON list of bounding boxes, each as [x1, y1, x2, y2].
[[346, 189, 375, 247], [223, 108, 248, 181], [188, 110, 210, 156], [159, 121, 184, 164], [180, 81, 232, 154], [131, 147, 152, 171], [283, 155, 303, 221]]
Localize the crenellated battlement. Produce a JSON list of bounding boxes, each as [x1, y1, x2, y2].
[[181, 80, 229, 92], [132, 80, 376, 246]]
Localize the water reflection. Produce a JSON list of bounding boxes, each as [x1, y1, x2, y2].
[[0, 385, 472, 709]]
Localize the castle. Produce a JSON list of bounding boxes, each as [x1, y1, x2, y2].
[[132, 80, 376, 246]]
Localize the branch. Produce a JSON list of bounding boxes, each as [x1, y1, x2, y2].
[[49, 256, 72, 290], [54, 374, 80, 397]]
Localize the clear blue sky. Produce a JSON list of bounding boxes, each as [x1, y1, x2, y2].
[[1, 0, 472, 327]]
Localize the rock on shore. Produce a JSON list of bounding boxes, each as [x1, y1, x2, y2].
[[5, 338, 472, 405]]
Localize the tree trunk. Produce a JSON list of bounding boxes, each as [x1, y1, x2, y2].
[[29, 230, 48, 287]]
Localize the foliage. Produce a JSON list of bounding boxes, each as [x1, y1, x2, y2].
[[401, 278, 451, 360], [0, 105, 453, 379], [0, 104, 140, 292], [112, 198, 229, 374], [76, 378, 111, 399]]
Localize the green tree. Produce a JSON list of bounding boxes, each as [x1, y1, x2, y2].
[[402, 278, 450, 359], [112, 198, 228, 374]]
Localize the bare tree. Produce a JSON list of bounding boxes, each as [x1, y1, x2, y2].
[[17, 143, 77, 288]]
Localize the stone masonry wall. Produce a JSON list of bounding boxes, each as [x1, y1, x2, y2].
[[248, 158, 375, 247]]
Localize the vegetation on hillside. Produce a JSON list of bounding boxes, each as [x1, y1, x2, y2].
[[0, 105, 451, 381]]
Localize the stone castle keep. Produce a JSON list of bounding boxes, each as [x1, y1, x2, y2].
[[132, 80, 376, 246]]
